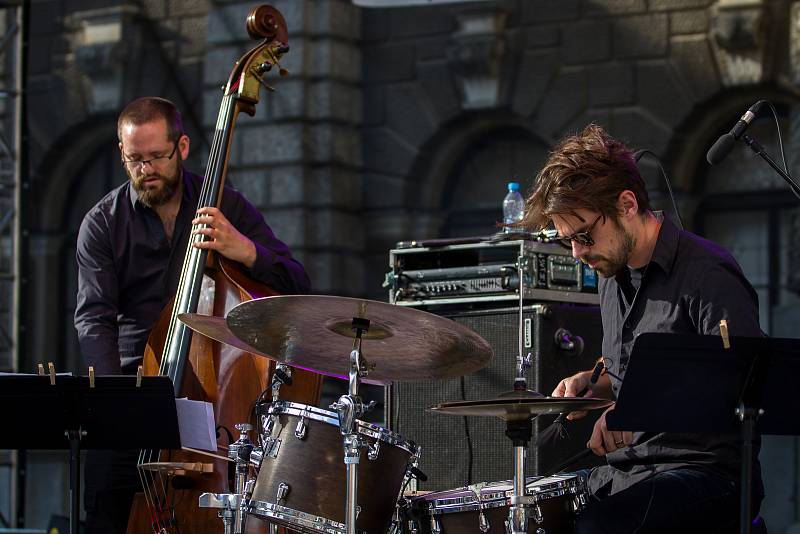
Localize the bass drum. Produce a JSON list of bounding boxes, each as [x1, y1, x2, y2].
[[249, 401, 417, 534], [402, 474, 587, 534]]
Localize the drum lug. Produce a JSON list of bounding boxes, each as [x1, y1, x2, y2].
[[263, 437, 282, 459], [262, 414, 276, 437], [478, 509, 490, 533], [572, 492, 587, 512], [276, 482, 290, 503], [367, 439, 381, 460], [407, 520, 419, 534], [294, 416, 307, 440], [429, 516, 442, 534], [532, 503, 543, 524]]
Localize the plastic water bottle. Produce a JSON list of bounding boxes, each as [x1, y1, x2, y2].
[[502, 182, 525, 233]]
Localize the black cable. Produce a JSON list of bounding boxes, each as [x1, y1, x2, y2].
[[763, 100, 800, 201], [765, 101, 790, 177], [635, 149, 685, 230], [460, 376, 474, 485], [631, 475, 657, 534]]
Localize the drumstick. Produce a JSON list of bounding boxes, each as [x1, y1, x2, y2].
[[537, 361, 604, 447]]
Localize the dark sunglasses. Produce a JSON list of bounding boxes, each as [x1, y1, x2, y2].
[[555, 214, 602, 249]]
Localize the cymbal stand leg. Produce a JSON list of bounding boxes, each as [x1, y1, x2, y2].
[[330, 318, 374, 534], [505, 418, 533, 534]]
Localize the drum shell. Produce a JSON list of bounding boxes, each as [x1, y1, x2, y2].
[[403, 475, 584, 534], [251, 402, 414, 533]]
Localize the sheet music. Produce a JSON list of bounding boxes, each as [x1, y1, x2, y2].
[[175, 398, 218, 452]]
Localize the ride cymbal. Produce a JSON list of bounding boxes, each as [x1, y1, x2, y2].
[[181, 295, 493, 384]]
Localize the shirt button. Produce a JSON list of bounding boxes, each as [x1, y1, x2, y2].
[[624, 321, 631, 329]]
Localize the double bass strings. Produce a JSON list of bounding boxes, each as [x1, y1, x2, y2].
[[136, 94, 237, 532]]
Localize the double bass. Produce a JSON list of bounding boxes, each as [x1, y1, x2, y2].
[[126, 6, 321, 533]]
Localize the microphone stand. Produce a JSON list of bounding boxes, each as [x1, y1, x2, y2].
[[741, 133, 800, 198]]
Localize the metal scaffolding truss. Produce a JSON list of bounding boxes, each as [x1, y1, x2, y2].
[[0, 0, 24, 528]]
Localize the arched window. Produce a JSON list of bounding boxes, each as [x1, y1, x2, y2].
[[438, 126, 548, 238]]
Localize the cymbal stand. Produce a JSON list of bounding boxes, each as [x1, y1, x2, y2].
[[199, 423, 260, 534], [505, 418, 535, 534], [330, 317, 375, 534], [514, 253, 532, 391]]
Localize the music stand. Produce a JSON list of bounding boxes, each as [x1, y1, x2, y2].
[[606, 333, 800, 534], [0, 375, 180, 534]]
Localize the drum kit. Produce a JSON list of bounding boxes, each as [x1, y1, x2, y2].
[[180, 295, 612, 534]]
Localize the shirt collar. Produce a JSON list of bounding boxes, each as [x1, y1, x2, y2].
[[648, 211, 679, 276]]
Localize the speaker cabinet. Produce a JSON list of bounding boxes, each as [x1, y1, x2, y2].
[[387, 303, 604, 491]]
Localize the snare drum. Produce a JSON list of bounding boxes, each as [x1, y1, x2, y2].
[[248, 401, 417, 534], [402, 474, 586, 533]]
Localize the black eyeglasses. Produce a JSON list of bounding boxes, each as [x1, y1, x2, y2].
[[555, 214, 602, 249], [122, 142, 178, 170]]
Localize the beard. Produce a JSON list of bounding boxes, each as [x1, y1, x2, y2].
[[127, 158, 182, 208], [581, 224, 635, 278]]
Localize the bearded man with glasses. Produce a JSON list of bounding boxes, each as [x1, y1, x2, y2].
[[523, 124, 764, 533], [73, 96, 310, 533]]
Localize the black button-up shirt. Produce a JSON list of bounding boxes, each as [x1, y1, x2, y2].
[[590, 213, 762, 495], [74, 169, 311, 374]]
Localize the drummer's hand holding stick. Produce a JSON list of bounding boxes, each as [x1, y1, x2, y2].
[[537, 361, 606, 447]]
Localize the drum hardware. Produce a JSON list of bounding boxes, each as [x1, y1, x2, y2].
[[327, 316, 373, 534], [198, 492, 242, 534], [294, 414, 308, 439], [276, 482, 290, 503], [271, 363, 293, 402], [466, 482, 491, 533], [430, 398, 610, 534], [367, 439, 381, 461], [181, 296, 491, 533], [403, 474, 587, 534], [229, 424, 255, 496]]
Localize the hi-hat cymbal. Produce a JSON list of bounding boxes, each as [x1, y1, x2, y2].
[[180, 295, 493, 384], [430, 397, 613, 421]]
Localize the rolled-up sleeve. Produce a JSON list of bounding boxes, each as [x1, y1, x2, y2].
[[223, 188, 311, 294], [74, 209, 123, 374]]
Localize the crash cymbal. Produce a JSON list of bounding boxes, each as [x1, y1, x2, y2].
[[182, 295, 493, 384], [429, 397, 613, 421]]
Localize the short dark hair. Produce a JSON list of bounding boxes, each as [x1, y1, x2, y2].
[[522, 124, 650, 230], [117, 97, 184, 143]]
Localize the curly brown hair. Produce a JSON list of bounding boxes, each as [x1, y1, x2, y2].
[[522, 124, 650, 230]]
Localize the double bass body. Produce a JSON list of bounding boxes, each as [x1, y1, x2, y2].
[[126, 6, 321, 533]]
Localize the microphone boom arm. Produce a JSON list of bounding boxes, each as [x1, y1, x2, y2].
[[741, 133, 800, 200]]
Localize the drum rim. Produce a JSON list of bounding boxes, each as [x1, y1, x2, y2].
[[264, 400, 418, 453], [413, 475, 586, 515], [249, 499, 357, 534]]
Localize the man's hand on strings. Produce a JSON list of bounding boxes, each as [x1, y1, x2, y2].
[[192, 207, 257, 268]]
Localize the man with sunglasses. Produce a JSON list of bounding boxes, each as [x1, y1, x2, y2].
[[73, 97, 310, 532], [524, 124, 762, 532]]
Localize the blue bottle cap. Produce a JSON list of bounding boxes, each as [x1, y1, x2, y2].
[[507, 182, 520, 191]]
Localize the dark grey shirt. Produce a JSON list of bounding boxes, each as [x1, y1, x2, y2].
[[74, 169, 311, 374], [590, 213, 762, 495]]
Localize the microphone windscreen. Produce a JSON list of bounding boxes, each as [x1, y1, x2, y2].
[[707, 133, 736, 165]]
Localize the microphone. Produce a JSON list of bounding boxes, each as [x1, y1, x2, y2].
[[707, 101, 765, 165]]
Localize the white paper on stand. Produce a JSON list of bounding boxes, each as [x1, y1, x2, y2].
[[175, 397, 218, 452]]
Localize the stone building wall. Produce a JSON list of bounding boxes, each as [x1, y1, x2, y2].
[[359, 0, 797, 299], [11, 0, 800, 529]]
